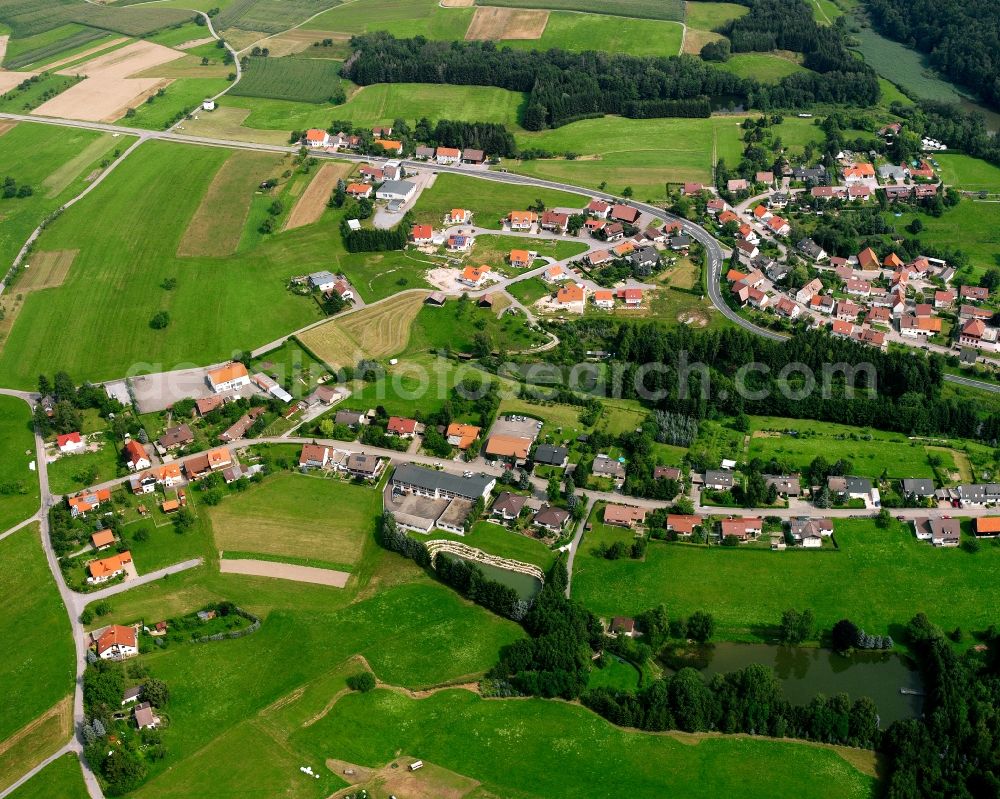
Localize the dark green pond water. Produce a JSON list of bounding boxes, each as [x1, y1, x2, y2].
[[443, 553, 542, 601], [669, 642, 923, 725]]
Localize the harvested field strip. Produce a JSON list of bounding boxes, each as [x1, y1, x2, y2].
[[17, 250, 78, 291], [465, 6, 548, 40], [477, 0, 684, 21], [0, 120, 15, 136], [298, 291, 428, 368], [219, 558, 350, 587], [41, 133, 115, 197], [177, 150, 282, 258], [0, 34, 6, 63], [33, 36, 129, 72], [176, 37, 216, 50], [0, 696, 73, 792], [262, 28, 350, 58], [284, 162, 352, 230]]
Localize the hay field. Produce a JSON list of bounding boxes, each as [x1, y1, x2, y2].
[[259, 28, 351, 57], [284, 162, 352, 230], [299, 291, 428, 368], [209, 473, 380, 570], [180, 105, 289, 145], [41, 132, 115, 197], [0, 68, 35, 94], [34, 39, 183, 121], [177, 150, 283, 257], [17, 250, 77, 291], [465, 6, 548, 39], [39, 36, 128, 71]]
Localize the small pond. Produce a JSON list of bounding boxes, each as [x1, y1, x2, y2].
[[442, 553, 543, 601], [666, 641, 923, 725]]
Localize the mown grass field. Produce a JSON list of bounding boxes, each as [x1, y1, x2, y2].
[[412, 172, 587, 229], [889, 199, 1000, 280], [502, 13, 684, 57], [935, 154, 1000, 192], [307, 0, 474, 40], [0, 526, 74, 742], [574, 518, 1000, 640], [0, 395, 39, 533], [469, 233, 588, 269], [479, 0, 685, 22], [291, 689, 873, 799], [122, 76, 230, 129], [404, 299, 547, 356], [684, 1, 747, 31], [6, 753, 89, 799], [230, 56, 344, 103], [235, 82, 526, 132], [747, 415, 943, 479], [719, 52, 809, 83], [0, 140, 327, 388], [209, 474, 381, 572], [511, 115, 749, 198]]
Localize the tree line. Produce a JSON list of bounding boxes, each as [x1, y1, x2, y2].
[[341, 33, 877, 130]]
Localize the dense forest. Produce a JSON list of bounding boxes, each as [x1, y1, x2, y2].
[[865, 0, 1000, 111], [342, 32, 879, 129], [546, 322, 1000, 443]]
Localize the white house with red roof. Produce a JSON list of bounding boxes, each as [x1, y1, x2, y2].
[[123, 440, 151, 472], [57, 432, 85, 453], [586, 200, 610, 218], [304, 129, 330, 148], [387, 417, 419, 438], [410, 224, 433, 244], [95, 625, 138, 660]]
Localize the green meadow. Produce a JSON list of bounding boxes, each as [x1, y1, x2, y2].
[[503, 13, 684, 57], [0, 527, 74, 742], [935, 154, 1000, 192], [0, 395, 39, 533], [890, 198, 1000, 278], [6, 754, 89, 799], [306, 0, 475, 40], [573, 518, 1000, 639], [719, 52, 809, 83], [684, 1, 748, 31]]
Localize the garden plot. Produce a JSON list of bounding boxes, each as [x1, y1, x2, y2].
[[33, 39, 183, 122]]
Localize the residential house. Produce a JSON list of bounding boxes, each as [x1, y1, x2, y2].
[[462, 148, 485, 164], [959, 319, 998, 351], [827, 475, 877, 504], [410, 224, 434, 244], [617, 287, 644, 308], [299, 444, 331, 469], [87, 551, 132, 584], [630, 246, 659, 270], [957, 483, 1000, 506], [435, 146, 461, 164], [92, 529, 115, 550], [727, 178, 749, 192], [446, 423, 481, 450], [540, 210, 569, 233], [587, 199, 610, 218], [335, 410, 367, 428], [654, 466, 681, 481], [681, 182, 704, 195], [756, 170, 775, 185], [775, 297, 801, 319], [123, 440, 151, 472], [218, 406, 266, 442], [797, 238, 827, 261], [445, 208, 471, 224], [534, 444, 568, 468], [666, 514, 700, 536], [358, 165, 384, 182], [414, 145, 435, 160], [68, 488, 111, 518], [848, 185, 872, 202], [764, 475, 801, 497], [374, 139, 403, 155], [592, 454, 626, 487], [855, 327, 887, 350], [134, 702, 160, 730], [491, 491, 527, 522], [902, 478, 935, 499], [752, 204, 772, 222], [509, 249, 532, 268], [304, 129, 329, 148], [867, 306, 891, 325], [787, 517, 832, 548], [447, 234, 474, 251], [345, 452, 383, 480], [810, 294, 834, 315], [609, 204, 640, 224], [508, 211, 538, 230], [842, 163, 876, 184], [556, 283, 585, 306], [707, 198, 726, 215], [206, 362, 249, 394], [934, 290, 956, 309], [158, 423, 193, 451], [669, 234, 692, 251], [593, 289, 615, 310], [375, 180, 416, 202], [857, 247, 880, 270], [974, 517, 1000, 538], [346, 182, 373, 199], [386, 416, 419, 438], [720, 517, 762, 542], [766, 215, 790, 236], [459, 264, 491, 288], [603, 504, 646, 528], [960, 285, 990, 303], [795, 278, 823, 304], [912, 517, 960, 547], [959, 304, 993, 321], [195, 395, 225, 416], [533, 504, 569, 533], [831, 319, 857, 338], [485, 434, 533, 465], [704, 469, 734, 490], [768, 192, 789, 209], [611, 617, 636, 637], [718, 209, 739, 226], [96, 625, 138, 660], [899, 314, 942, 338]]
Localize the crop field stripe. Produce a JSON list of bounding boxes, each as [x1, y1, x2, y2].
[[41, 133, 116, 198], [16, 250, 77, 291], [284, 162, 352, 230], [229, 55, 344, 103], [2, 27, 107, 70]]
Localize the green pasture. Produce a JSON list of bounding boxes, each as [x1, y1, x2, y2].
[[503, 14, 684, 58], [6, 754, 89, 799], [306, 0, 474, 40], [0, 395, 39, 532]]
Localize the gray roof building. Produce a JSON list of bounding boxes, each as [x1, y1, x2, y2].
[[534, 444, 568, 467], [392, 463, 494, 501], [704, 469, 734, 489], [902, 478, 935, 497]]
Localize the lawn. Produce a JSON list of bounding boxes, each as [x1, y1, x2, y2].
[[588, 653, 641, 691], [44, 432, 123, 495], [511, 115, 747, 199], [291, 689, 873, 799], [0, 526, 74, 743], [412, 172, 588, 230], [0, 395, 39, 533], [252, 339, 336, 393], [507, 276, 550, 305], [502, 13, 684, 57], [573, 518, 1000, 641], [0, 140, 327, 388], [428, 520, 557, 571], [935, 154, 1000, 192], [229, 56, 344, 103], [209, 473, 382, 572], [470, 233, 589, 269], [306, 0, 475, 40], [6, 753, 89, 799], [719, 52, 809, 83], [747, 415, 942, 479], [237, 82, 526, 131]]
